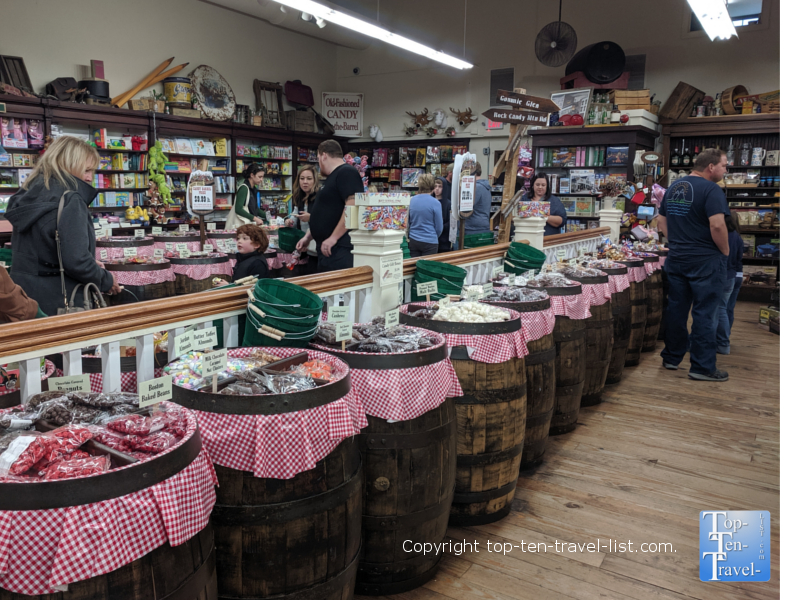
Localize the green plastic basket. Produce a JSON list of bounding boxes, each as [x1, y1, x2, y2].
[[463, 232, 495, 248], [242, 305, 319, 347], [415, 260, 467, 281], [507, 242, 546, 263], [502, 259, 539, 276], [0, 248, 12, 267], [411, 260, 467, 301], [251, 278, 324, 318], [278, 227, 306, 253]]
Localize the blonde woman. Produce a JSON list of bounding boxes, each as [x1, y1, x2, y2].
[[5, 136, 122, 315], [407, 173, 443, 257]]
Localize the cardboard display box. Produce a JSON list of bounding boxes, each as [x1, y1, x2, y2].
[[758, 306, 779, 332]]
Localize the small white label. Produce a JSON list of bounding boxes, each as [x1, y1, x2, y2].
[[569, 258, 578, 267], [439, 296, 450, 307], [269, 218, 278, 227], [466, 287, 481, 301], [416, 281, 438, 296], [134, 228, 145, 238], [98, 218, 109, 227], [335, 321, 353, 342], [556, 249, 567, 261], [328, 306, 349, 323], [152, 226, 163, 234], [206, 223, 217, 231], [47, 374, 91, 393], [492, 265, 503, 277], [203, 244, 214, 253], [179, 224, 190, 232], [193, 328, 218, 351], [190, 185, 214, 212], [176, 243, 188, 251], [482, 282, 494, 297], [165, 242, 174, 251], [99, 249, 108, 261], [269, 235, 279, 248], [179, 249, 190, 258], [174, 330, 195, 356], [123, 247, 138, 258], [202, 348, 227, 376], [154, 249, 164, 259], [385, 308, 400, 329], [138, 375, 173, 407], [379, 255, 403, 287]]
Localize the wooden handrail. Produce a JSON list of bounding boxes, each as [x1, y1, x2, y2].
[[543, 227, 610, 247], [0, 266, 373, 358], [402, 241, 527, 276]]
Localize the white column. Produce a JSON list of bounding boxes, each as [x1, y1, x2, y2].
[[598, 209, 623, 243], [513, 217, 546, 251], [350, 229, 405, 319]]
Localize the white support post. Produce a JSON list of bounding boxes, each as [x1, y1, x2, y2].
[[514, 217, 546, 252], [599, 209, 623, 243], [62, 350, 83, 376], [350, 229, 405, 318], [19, 358, 41, 403], [101, 341, 121, 393], [222, 316, 239, 348], [136, 334, 155, 384]]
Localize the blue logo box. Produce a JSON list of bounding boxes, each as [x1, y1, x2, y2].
[[699, 511, 770, 582]]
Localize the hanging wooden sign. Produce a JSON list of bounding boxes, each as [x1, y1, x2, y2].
[[481, 108, 549, 125], [495, 90, 560, 113]]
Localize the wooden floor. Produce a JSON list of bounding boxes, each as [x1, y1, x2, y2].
[[359, 301, 780, 600]]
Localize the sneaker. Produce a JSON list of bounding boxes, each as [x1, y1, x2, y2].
[[688, 370, 729, 382], [662, 361, 679, 370], [717, 346, 731, 355]]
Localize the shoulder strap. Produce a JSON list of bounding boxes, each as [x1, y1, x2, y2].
[[55, 191, 70, 311]]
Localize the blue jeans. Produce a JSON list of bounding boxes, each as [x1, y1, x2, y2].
[[660, 255, 727, 374], [715, 278, 736, 352], [727, 276, 743, 329]]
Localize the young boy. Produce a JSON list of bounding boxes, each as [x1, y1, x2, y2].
[[231, 224, 272, 281]]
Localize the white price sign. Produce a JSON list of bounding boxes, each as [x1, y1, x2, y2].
[[416, 281, 438, 297], [191, 185, 214, 212], [206, 222, 217, 231], [154, 249, 164, 259], [138, 375, 172, 408], [152, 226, 163, 234], [47, 374, 91, 393], [335, 321, 353, 342], [202, 348, 228, 376], [134, 228, 145, 238], [459, 175, 475, 212], [556, 249, 567, 261], [193, 328, 218, 351], [385, 308, 400, 329], [179, 249, 190, 258], [123, 247, 138, 258], [492, 265, 503, 277], [99, 249, 108, 261], [179, 224, 190, 232], [203, 244, 214, 253], [176, 243, 188, 251], [165, 242, 174, 251], [482, 282, 494, 297], [328, 306, 349, 323]]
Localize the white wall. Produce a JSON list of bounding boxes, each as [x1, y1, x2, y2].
[[333, 0, 780, 159], [1, 0, 339, 110]]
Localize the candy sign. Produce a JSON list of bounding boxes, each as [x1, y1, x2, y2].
[[321, 92, 364, 138]]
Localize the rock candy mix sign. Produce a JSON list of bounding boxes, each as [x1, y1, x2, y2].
[[322, 92, 364, 137]]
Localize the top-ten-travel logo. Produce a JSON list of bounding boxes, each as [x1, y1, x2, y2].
[[699, 511, 770, 582]]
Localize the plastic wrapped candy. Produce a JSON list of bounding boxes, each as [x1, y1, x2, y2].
[[126, 431, 178, 454], [314, 323, 338, 345], [265, 373, 315, 394], [485, 287, 549, 303], [68, 391, 139, 409], [292, 360, 333, 381], [529, 273, 579, 289], [106, 414, 165, 437], [43, 454, 110, 480], [0, 425, 93, 477], [91, 429, 134, 452]]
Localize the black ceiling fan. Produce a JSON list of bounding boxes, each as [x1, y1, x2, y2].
[[535, 0, 578, 67]]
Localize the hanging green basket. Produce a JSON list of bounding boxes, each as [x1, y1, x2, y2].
[[278, 227, 306, 253], [251, 278, 323, 318], [463, 232, 495, 248], [507, 242, 546, 263]]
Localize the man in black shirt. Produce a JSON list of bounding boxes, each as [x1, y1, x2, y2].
[[296, 140, 364, 272]]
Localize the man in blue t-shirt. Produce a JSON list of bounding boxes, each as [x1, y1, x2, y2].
[[658, 148, 730, 381]]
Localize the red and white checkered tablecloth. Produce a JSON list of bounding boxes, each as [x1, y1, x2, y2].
[[659, 256, 666, 268], [0, 360, 55, 397], [55, 364, 165, 393], [400, 302, 529, 364], [153, 240, 201, 253], [644, 261, 660, 275], [95, 245, 154, 261], [481, 288, 555, 343], [311, 329, 462, 422], [0, 406, 217, 596], [548, 291, 591, 320], [267, 252, 309, 271], [607, 273, 630, 294], [189, 347, 367, 479], [627, 266, 648, 283], [207, 234, 237, 252], [171, 260, 233, 281], [581, 282, 611, 307], [110, 267, 175, 287]]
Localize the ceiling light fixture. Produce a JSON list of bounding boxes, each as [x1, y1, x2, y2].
[[686, 0, 738, 40], [280, 5, 287, 12], [316, 17, 326, 28], [270, 0, 473, 69], [300, 11, 313, 21]]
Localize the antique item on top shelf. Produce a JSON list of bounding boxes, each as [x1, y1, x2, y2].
[[449, 107, 477, 127], [406, 108, 433, 130], [190, 65, 236, 121]]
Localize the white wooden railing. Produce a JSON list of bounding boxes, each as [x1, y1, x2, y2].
[[0, 229, 608, 403]]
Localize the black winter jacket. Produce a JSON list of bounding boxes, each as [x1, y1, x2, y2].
[[5, 177, 113, 315], [232, 250, 271, 281]]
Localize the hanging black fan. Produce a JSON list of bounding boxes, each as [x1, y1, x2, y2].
[[535, 0, 578, 67]]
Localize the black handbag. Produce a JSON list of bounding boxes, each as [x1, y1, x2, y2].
[[45, 77, 80, 101], [54, 191, 108, 315]]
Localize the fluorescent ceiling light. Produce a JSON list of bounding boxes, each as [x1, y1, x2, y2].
[[270, 0, 473, 69], [316, 17, 326, 28], [687, 0, 739, 40]]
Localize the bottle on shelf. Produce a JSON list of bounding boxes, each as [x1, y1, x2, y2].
[[671, 144, 681, 167], [682, 140, 692, 167], [692, 145, 700, 164], [588, 99, 596, 125], [726, 137, 736, 164], [740, 142, 751, 167], [611, 104, 621, 124]]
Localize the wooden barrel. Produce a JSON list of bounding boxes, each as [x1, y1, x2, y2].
[[540, 285, 586, 435], [641, 256, 663, 352], [319, 341, 456, 596], [484, 297, 555, 470], [399, 311, 526, 526], [0, 424, 218, 600], [596, 264, 632, 385], [171, 365, 362, 600], [622, 259, 647, 367], [95, 235, 154, 260], [104, 261, 175, 305], [169, 254, 232, 294], [562, 274, 613, 407]]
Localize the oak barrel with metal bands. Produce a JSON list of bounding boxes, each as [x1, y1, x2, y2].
[[621, 259, 647, 367], [0, 419, 217, 600], [103, 261, 175, 305], [170, 353, 361, 600], [564, 273, 613, 407], [641, 256, 664, 353], [318, 336, 456, 596], [595, 264, 632, 385], [169, 254, 232, 295], [485, 297, 555, 469], [399, 310, 525, 525], [538, 284, 586, 436]]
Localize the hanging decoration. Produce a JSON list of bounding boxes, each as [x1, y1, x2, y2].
[[449, 107, 477, 127]]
